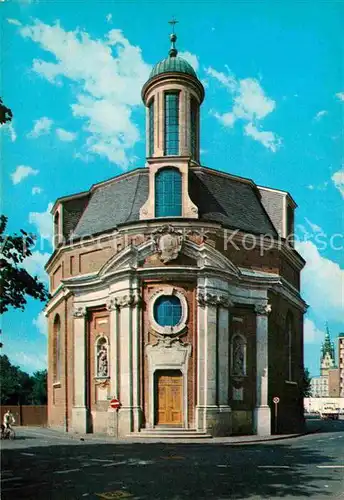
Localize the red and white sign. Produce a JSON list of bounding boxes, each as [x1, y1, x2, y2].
[[273, 397, 280, 404], [110, 398, 121, 410]]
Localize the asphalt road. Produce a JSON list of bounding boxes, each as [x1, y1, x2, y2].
[[1, 418, 343, 500]]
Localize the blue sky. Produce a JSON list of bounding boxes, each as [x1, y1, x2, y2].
[[1, 0, 343, 377]]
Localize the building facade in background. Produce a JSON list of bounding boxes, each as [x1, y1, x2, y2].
[[311, 327, 341, 398], [45, 32, 307, 437], [338, 334, 344, 397]]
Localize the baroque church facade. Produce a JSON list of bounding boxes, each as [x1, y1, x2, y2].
[[46, 32, 307, 437]]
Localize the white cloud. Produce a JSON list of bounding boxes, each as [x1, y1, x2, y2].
[[0, 122, 17, 142], [7, 18, 22, 26], [11, 351, 47, 373], [29, 202, 53, 243], [56, 128, 77, 142], [304, 217, 324, 234], [33, 311, 47, 336], [8, 124, 17, 142], [11, 165, 39, 185], [23, 250, 50, 283], [32, 186, 43, 195], [335, 92, 344, 101], [314, 110, 328, 121], [244, 123, 281, 152], [296, 241, 344, 323], [106, 13, 112, 23], [20, 21, 151, 168], [304, 318, 325, 344], [27, 116, 53, 138], [179, 51, 199, 72], [206, 68, 281, 152], [331, 167, 344, 198]]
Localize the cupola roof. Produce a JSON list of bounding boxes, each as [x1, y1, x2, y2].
[[148, 25, 198, 80]]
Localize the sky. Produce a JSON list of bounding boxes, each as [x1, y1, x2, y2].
[[1, 0, 343, 377]]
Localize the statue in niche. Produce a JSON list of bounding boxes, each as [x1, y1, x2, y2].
[[97, 340, 108, 377], [232, 336, 245, 376]]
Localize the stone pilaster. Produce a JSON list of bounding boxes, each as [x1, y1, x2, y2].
[[113, 291, 143, 436], [253, 303, 272, 436], [71, 305, 88, 434], [131, 289, 143, 432], [196, 291, 232, 436]]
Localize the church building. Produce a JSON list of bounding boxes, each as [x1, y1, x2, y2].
[[45, 30, 307, 437]]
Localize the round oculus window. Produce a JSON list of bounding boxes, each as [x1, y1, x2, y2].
[[153, 295, 182, 327]]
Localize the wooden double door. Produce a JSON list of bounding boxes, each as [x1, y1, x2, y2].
[[155, 370, 183, 426]]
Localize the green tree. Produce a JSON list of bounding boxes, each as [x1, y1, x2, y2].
[[301, 367, 312, 397], [0, 215, 50, 315], [0, 98, 12, 125], [31, 369, 47, 405], [0, 354, 33, 405]]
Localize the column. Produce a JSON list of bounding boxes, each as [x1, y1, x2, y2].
[[71, 305, 88, 434], [195, 291, 206, 431], [131, 289, 143, 432], [254, 303, 272, 436], [117, 293, 133, 436], [196, 291, 232, 436], [106, 297, 119, 437]]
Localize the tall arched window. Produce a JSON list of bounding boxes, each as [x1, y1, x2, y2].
[[53, 314, 61, 382], [164, 92, 179, 155], [155, 167, 182, 217], [148, 99, 154, 156], [286, 313, 293, 381]]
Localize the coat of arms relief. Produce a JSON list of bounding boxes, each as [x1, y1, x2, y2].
[[152, 225, 183, 263]]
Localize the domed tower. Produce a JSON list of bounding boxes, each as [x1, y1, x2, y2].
[[140, 28, 204, 220]]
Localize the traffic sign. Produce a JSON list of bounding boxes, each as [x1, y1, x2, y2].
[[273, 397, 280, 404], [110, 398, 121, 410]]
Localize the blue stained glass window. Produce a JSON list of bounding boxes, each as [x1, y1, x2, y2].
[[164, 92, 179, 155], [148, 99, 154, 156], [154, 295, 182, 327], [155, 167, 182, 217]]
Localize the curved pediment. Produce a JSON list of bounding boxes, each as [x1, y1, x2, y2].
[[98, 236, 240, 279]]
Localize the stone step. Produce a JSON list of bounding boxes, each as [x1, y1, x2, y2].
[[129, 428, 212, 439]]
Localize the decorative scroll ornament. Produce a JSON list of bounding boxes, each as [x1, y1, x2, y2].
[[197, 291, 232, 308], [73, 305, 87, 318], [254, 303, 272, 316], [152, 225, 183, 263], [107, 292, 142, 311], [106, 296, 119, 311]]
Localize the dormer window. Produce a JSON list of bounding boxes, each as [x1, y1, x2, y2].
[[155, 167, 182, 217], [164, 92, 179, 155]]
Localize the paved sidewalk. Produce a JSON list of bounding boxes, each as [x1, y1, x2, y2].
[[16, 418, 322, 445]]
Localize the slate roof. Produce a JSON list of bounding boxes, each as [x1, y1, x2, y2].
[[69, 167, 277, 239], [72, 171, 149, 237]]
